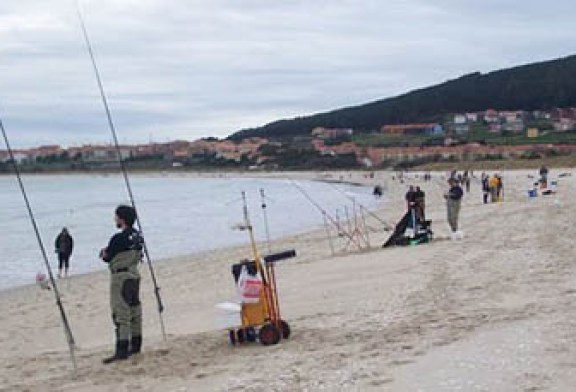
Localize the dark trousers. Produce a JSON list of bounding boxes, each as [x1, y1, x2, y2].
[[58, 253, 71, 270]]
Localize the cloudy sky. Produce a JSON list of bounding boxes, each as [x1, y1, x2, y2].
[[1, 0, 575, 147]]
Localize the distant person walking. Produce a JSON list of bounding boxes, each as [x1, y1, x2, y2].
[[444, 178, 464, 237], [481, 173, 490, 204], [489, 175, 499, 203], [496, 175, 504, 201], [463, 171, 471, 193], [55, 228, 73, 278], [539, 166, 549, 188]]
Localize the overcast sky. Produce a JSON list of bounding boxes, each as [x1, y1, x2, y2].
[[1, 0, 575, 147]]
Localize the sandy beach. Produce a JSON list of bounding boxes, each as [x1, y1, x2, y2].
[[1, 169, 575, 391]]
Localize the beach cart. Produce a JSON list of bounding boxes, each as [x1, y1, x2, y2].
[[223, 192, 296, 346]]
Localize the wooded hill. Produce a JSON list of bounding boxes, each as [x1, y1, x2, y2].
[[229, 54, 576, 140]]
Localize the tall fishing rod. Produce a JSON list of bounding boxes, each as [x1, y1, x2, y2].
[[259, 188, 272, 254], [325, 182, 392, 230], [0, 115, 77, 372], [288, 179, 362, 249], [76, 6, 166, 341]]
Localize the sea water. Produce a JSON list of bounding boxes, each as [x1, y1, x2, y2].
[[0, 174, 380, 290]]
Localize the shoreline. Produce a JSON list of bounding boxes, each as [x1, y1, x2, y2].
[[1, 154, 575, 178], [0, 166, 565, 295], [0, 171, 380, 294]]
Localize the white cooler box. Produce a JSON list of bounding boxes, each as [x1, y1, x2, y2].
[[215, 302, 242, 329]]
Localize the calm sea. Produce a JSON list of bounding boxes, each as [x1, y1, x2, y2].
[[0, 174, 379, 290]]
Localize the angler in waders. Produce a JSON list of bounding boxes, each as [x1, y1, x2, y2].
[[100, 205, 143, 364]]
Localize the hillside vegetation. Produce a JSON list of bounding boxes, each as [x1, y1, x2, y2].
[[230, 55, 576, 140]]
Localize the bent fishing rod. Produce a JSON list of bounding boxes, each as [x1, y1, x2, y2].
[[76, 7, 167, 341], [0, 115, 77, 371]]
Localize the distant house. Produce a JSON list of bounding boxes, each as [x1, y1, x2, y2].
[[448, 115, 470, 135], [81, 145, 133, 162], [381, 123, 443, 136], [0, 150, 29, 163], [484, 109, 499, 123], [453, 114, 467, 124], [550, 108, 576, 121], [500, 111, 525, 123], [465, 113, 479, 122], [502, 119, 525, 133], [311, 127, 354, 139], [553, 118, 576, 132], [533, 110, 551, 120], [29, 145, 64, 161], [526, 128, 540, 138]]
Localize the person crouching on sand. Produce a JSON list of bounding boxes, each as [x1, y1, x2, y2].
[[444, 178, 464, 239], [100, 205, 144, 364]]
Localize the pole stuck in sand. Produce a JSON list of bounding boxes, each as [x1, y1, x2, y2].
[[323, 212, 336, 256], [259, 188, 272, 254], [325, 182, 392, 231], [288, 178, 363, 251], [76, 4, 167, 341], [0, 114, 78, 372]]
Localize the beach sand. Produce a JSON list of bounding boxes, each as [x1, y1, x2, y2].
[[1, 169, 576, 391]]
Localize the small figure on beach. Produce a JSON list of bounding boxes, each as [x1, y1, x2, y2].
[[481, 173, 490, 204], [100, 205, 144, 364], [373, 185, 383, 198], [405, 185, 416, 211], [463, 171, 471, 193], [54, 228, 73, 278], [489, 174, 499, 203], [539, 166, 549, 189], [496, 175, 504, 201], [414, 186, 426, 220], [444, 178, 464, 238]]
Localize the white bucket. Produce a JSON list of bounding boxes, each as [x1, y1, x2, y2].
[[215, 302, 241, 329]]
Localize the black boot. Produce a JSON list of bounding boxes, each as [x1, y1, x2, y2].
[[130, 336, 142, 355], [102, 340, 129, 364]]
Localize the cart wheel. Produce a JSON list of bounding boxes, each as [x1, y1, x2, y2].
[[279, 320, 291, 339], [229, 330, 236, 345], [259, 323, 281, 346], [246, 327, 257, 343], [236, 329, 246, 344]]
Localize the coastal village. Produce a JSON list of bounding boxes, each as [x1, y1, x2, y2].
[[2, 107, 576, 169]]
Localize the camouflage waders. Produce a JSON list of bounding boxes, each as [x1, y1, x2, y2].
[[109, 250, 142, 347], [447, 198, 461, 232]]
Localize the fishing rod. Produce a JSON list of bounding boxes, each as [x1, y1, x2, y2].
[[76, 6, 166, 341], [288, 179, 363, 249], [325, 181, 392, 230], [0, 115, 77, 372], [259, 188, 272, 254]]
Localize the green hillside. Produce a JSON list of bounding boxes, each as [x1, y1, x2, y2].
[[229, 54, 576, 140]]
